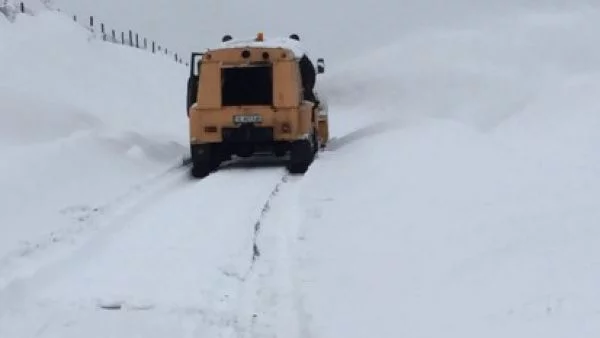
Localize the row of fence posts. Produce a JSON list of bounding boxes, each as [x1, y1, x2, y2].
[[80, 15, 187, 65], [9, 2, 189, 66]]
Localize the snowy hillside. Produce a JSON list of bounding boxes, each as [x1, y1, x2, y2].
[[0, 10, 188, 288], [301, 6, 600, 337], [2, 1, 600, 338]]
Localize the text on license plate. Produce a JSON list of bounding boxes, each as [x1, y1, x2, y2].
[[233, 114, 263, 124]]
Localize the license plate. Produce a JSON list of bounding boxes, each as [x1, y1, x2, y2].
[[233, 114, 262, 124]]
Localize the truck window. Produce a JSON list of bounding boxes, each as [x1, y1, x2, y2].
[[221, 65, 273, 106]]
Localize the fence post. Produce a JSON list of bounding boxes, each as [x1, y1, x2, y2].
[[101, 23, 105, 41], [135, 33, 139, 48], [20, 2, 24, 13], [73, 15, 77, 22], [121, 32, 125, 44], [89, 16, 94, 29], [152, 41, 155, 53], [128, 30, 133, 46], [144, 38, 147, 50], [112, 30, 116, 42]]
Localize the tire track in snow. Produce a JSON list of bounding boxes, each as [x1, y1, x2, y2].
[[250, 174, 290, 264], [0, 149, 313, 337], [0, 159, 192, 302], [0, 157, 192, 289], [0, 162, 293, 337], [229, 173, 315, 338]]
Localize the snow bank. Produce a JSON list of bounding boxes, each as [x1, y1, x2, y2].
[[1, 11, 187, 140], [321, 6, 600, 131], [0, 10, 188, 285], [296, 6, 600, 338], [0, 86, 101, 146]]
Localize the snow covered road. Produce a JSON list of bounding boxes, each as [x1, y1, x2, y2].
[[0, 163, 297, 337]]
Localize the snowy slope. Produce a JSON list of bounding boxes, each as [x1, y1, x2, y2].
[[294, 6, 600, 338], [0, 11, 189, 288], [1, 1, 600, 338]]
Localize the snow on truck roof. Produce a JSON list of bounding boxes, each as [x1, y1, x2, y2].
[[217, 35, 310, 59]]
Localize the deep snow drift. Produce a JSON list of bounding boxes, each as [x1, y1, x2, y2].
[[296, 5, 600, 337], [0, 11, 188, 287]]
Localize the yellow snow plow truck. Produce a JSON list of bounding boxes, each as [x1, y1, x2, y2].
[[186, 33, 329, 178]]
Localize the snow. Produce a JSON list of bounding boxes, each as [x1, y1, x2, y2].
[[0, 0, 50, 19], [295, 6, 600, 338], [298, 119, 600, 337], [0, 168, 289, 337], [0, 12, 9, 24], [219, 35, 309, 59], [49, 0, 572, 65], [2, 1, 600, 338], [0, 10, 189, 289]]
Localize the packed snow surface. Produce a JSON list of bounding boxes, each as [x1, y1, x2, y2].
[[1, 2, 600, 338]]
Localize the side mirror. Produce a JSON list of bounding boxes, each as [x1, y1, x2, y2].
[[317, 58, 325, 74]]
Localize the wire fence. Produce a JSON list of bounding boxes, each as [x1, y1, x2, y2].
[[1, 1, 189, 66]]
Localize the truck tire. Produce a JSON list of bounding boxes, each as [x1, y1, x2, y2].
[[190, 144, 221, 178], [287, 138, 315, 174]]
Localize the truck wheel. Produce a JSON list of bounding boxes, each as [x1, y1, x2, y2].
[[190, 144, 221, 178], [287, 139, 314, 174]]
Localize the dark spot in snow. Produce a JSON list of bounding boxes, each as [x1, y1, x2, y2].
[[252, 243, 260, 261], [98, 303, 122, 310]]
